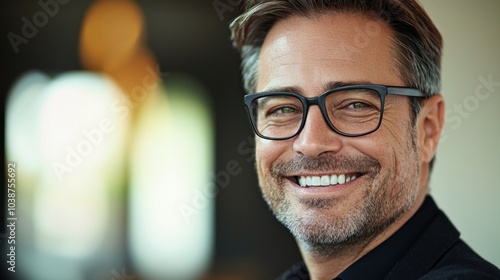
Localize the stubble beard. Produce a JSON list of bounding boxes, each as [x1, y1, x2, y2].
[[258, 130, 420, 258]]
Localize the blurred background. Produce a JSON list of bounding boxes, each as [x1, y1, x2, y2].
[[1, 0, 499, 279]]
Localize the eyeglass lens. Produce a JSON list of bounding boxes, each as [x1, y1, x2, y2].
[[250, 88, 382, 138]]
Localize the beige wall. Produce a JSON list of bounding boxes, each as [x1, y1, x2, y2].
[[421, 0, 500, 267]]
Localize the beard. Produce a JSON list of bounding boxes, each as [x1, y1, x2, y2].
[[258, 136, 420, 257]]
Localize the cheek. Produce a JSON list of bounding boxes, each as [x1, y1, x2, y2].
[[350, 127, 407, 179], [350, 133, 394, 162], [255, 138, 287, 174], [367, 108, 416, 165], [365, 121, 419, 185]]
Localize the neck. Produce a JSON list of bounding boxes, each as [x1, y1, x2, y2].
[[297, 192, 427, 280], [298, 241, 369, 280]]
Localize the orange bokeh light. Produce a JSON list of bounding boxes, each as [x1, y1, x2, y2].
[[79, 0, 145, 72]]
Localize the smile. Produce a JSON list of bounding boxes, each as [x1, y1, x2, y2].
[[296, 174, 360, 188]]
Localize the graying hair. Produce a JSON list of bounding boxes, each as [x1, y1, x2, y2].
[[230, 0, 443, 170]]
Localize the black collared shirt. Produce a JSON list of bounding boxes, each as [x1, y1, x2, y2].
[[278, 196, 439, 280]]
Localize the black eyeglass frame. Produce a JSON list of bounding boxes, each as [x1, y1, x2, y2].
[[244, 84, 426, 140]]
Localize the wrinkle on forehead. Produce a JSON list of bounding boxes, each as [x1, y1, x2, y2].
[[256, 12, 401, 93]]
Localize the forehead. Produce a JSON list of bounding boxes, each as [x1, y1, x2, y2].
[[257, 12, 403, 93]]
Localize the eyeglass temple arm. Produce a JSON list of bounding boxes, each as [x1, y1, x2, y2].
[[387, 87, 426, 97]]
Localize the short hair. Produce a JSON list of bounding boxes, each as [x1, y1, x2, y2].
[[230, 0, 443, 170], [230, 0, 442, 93]]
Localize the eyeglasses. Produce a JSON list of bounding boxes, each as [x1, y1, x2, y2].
[[244, 84, 425, 140]]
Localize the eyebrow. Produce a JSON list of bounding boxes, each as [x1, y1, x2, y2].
[[257, 95, 294, 109], [260, 80, 374, 95]]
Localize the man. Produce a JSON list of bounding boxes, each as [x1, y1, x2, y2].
[[229, 0, 500, 279]]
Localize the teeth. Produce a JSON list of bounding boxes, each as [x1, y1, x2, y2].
[[306, 176, 312, 186], [321, 176, 330, 186], [298, 174, 358, 187], [330, 175, 338, 185], [338, 174, 346, 184], [298, 177, 306, 186], [311, 176, 321, 186]]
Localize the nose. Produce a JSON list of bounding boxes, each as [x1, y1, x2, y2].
[[292, 105, 343, 158]]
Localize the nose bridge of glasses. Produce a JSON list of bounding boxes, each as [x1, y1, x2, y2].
[[301, 97, 333, 134], [304, 95, 321, 105], [302, 95, 333, 129]]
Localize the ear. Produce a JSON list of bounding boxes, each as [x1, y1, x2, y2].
[[417, 94, 445, 164]]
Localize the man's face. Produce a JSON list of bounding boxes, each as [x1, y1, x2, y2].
[[255, 13, 425, 248]]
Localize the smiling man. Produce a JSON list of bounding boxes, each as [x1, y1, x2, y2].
[[230, 1, 500, 279]]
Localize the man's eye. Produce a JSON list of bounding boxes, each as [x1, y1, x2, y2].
[[347, 102, 371, 109], [277, 107, 297, 114], [268, 106, 298, 116]]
